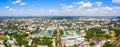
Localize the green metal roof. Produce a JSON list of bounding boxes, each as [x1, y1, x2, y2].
[[68, 38, 76, 40]]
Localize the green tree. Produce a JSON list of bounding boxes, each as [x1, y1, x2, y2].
[[59, 29, 64, 36], [89, 42, 95, 46], [104, 34, 111, 39], [33, 37, 53, 47], [103, 42, 113, 47], [85, 28, 105, 40]]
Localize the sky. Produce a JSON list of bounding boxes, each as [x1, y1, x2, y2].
[[0, 0, 120, 16]]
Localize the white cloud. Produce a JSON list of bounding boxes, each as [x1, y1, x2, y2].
[[61, 4, 74, 14], [82, 2, 93, 7], [95, 2, 102, 6], [4, 6, 16, 12], [112, 0, 120, 4], [62, 4, 73, 9], [73, 1, 93, 7], [61, 3, 120, 16], [5, 6, 10, 9], [2, 1, 120, 16], [49, 9, 58, 13], [11, 0, 27, 6], [104, 7, 113, 10], [12, 0, 22, 4], [73, 1, 84, 5], [9, 8, 13, 11], [19, 2, 26, 6], [8, 8, 16, 12], [2, 6, 120, 16]]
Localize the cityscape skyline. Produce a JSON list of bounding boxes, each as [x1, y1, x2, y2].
[[0, 0, 120, 47]]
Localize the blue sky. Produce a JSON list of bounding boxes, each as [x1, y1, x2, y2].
[[0, 0, 120, 16]]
